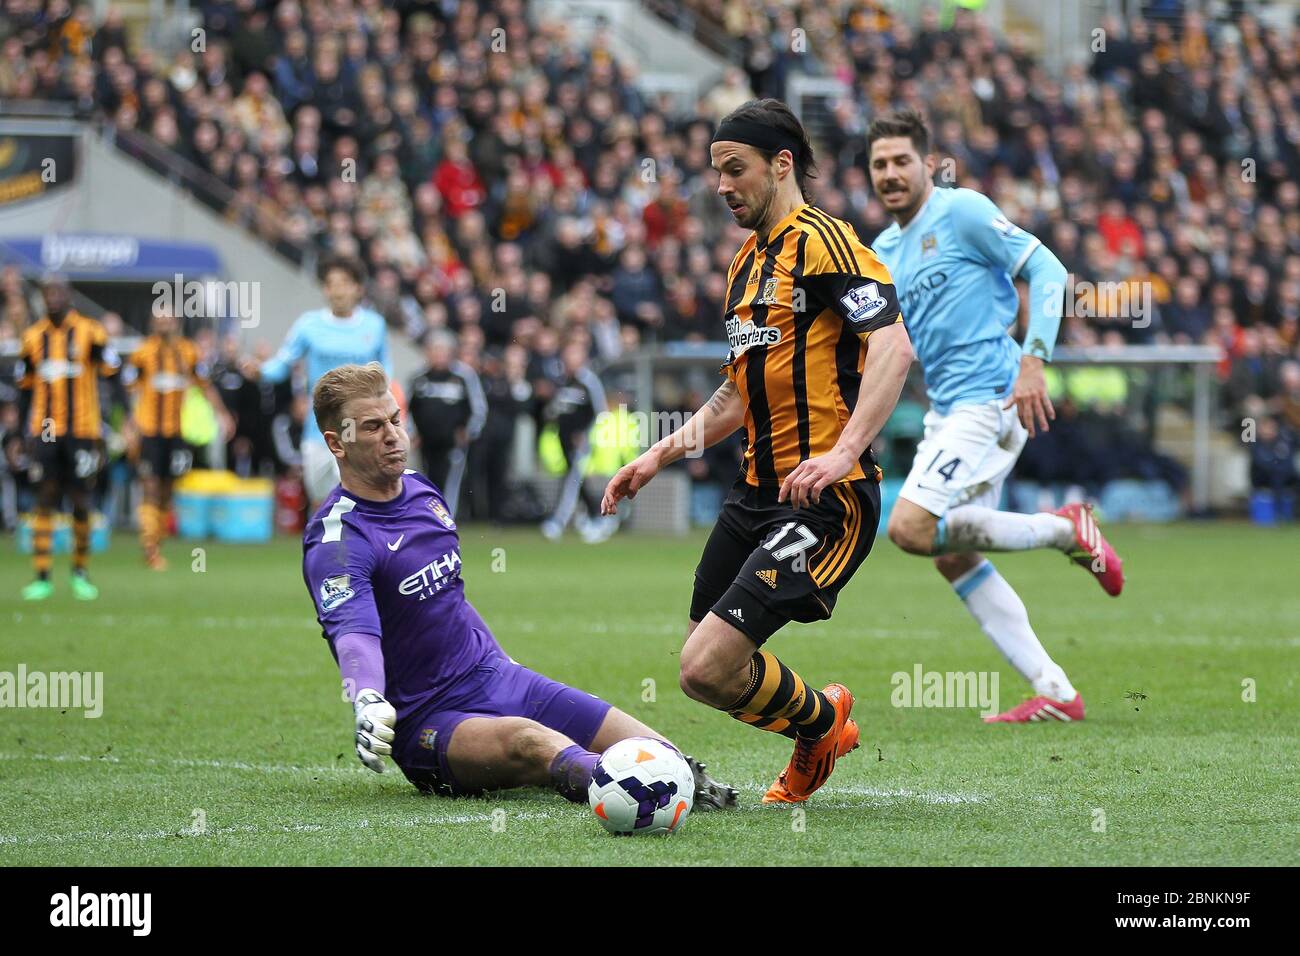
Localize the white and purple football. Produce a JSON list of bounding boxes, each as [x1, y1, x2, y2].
[[588, 737, 694, 836]]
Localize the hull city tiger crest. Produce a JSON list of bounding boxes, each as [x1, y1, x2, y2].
[[429, 497, 456, 529]]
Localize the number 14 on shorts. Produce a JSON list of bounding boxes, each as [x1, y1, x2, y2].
[[924, 450, 963, 484]]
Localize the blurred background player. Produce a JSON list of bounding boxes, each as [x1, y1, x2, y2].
[[540, 340, 614, 543], [475, 343, 533, 525], [407, 329, 485, 516], [302, 363, 735, 808], [603, 100, 915, 803], [16, 276, 119, 601], [122, 305, 233, 570], [245, 254, 390, 507], [868, 110, 1123, 724]]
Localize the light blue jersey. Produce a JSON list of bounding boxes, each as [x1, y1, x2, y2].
[[872, 187, 1055, 415], [261, 307, 391, 443]]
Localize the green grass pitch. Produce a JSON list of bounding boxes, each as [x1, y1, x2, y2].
[[1, 522, 1296, 866]]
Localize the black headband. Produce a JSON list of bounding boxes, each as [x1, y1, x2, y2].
[[711, 118, 800, 157]]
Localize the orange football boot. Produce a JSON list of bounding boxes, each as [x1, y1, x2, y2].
[[762, 684, 854, 804]]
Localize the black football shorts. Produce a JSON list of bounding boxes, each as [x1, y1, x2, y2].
[[689, 475, 881, 645], [29, 437, 102, 493]]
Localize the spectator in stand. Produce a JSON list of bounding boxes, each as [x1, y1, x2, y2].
[[1226, 327, 1284, 423], [1249, 416, 1298, 515], [7, 0, 1300, 523], [433, 134, 487, 220], [540, 339, 610, 543], [1277, 361, 1300, 439]]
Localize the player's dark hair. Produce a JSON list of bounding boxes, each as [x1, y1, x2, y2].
[[867, 109, 932, 157], [317, 253, 367, 287], [716, 99, 819, 201]]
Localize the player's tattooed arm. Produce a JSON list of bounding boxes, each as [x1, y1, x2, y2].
[[674, 378, 743, 462], [781, 322, 913, 508], [704, 379, 739, 418]]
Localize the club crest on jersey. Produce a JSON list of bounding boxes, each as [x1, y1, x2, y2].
[[725, 314, 781, 356], [921, 232, 939, 258], [319, 574, 354, 611], [757, 276, 779, 305], [839, 283, 889, 324], [418, 728, 437, 750], [429, 497, 456, 529]]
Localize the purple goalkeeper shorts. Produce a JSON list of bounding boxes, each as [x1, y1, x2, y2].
[[393, 655, 612, 797]]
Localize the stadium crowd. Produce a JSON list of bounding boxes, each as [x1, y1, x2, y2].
[[2, 0, 1299, 526]]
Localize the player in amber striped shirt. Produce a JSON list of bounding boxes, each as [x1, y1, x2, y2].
[[603, 100, 915, 804], [123, 305, 232, 569], [16, 277, 120, 601]]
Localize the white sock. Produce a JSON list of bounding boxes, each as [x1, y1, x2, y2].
[[952, 560, 1077, 701], [938, 505, 1074, 553]]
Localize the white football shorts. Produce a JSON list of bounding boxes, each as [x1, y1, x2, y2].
[[302, 439, 341, 504], [897, 399, 1027, 517]]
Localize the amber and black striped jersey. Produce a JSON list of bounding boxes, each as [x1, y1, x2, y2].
[[16, 311, 118, 440], [127, 335, 207, 438], [720, 203, 904, 486]]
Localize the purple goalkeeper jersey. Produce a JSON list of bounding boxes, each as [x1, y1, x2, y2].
[[302, 469, 503, 722]]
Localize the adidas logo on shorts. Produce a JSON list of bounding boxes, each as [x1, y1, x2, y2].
[[755, 568, 778, 589]]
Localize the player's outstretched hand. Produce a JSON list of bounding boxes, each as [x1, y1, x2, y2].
[[354, 689, 397, 773], [779, 447, 854, 509], [601, 450, 660, 515], [1006, 355, 1055, 438]]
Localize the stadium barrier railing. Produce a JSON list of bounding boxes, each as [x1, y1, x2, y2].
[[599, 342, 1223, 513]]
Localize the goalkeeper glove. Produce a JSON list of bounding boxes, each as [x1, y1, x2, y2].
[[354, 689, 397, 773]]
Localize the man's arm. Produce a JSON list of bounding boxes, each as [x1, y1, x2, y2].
[[335, 631, 386, 700], [779, 322, 914, 508], [200, 380, 236, 440], [600, 377, 743, 515], [459, 362, 488, 441], [15, 337, 33, 437], [258, 317, 309, 383], [332, 630, 394, 772], [1007, 243, 1068, 437], [656, 379, 744, 467], [304, 532, 394, 772], [949, 189, 1066, 436]]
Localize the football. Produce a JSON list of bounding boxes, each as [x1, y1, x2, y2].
[[588, 737, 695, 836]]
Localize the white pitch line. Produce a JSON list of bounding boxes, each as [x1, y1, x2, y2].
[[730, 779, 992, 806], [829, 785, 989, 805]]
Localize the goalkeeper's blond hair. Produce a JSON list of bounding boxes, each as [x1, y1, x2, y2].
[[312, 362, 389, 436]]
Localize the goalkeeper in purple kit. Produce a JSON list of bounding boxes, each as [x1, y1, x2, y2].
[[302, 363, 736, 808]]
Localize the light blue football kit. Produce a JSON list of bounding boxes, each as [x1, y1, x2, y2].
[[872, 187, 1066, 517], [261, 307, 390, 501], [260, 307, 391, 441]]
